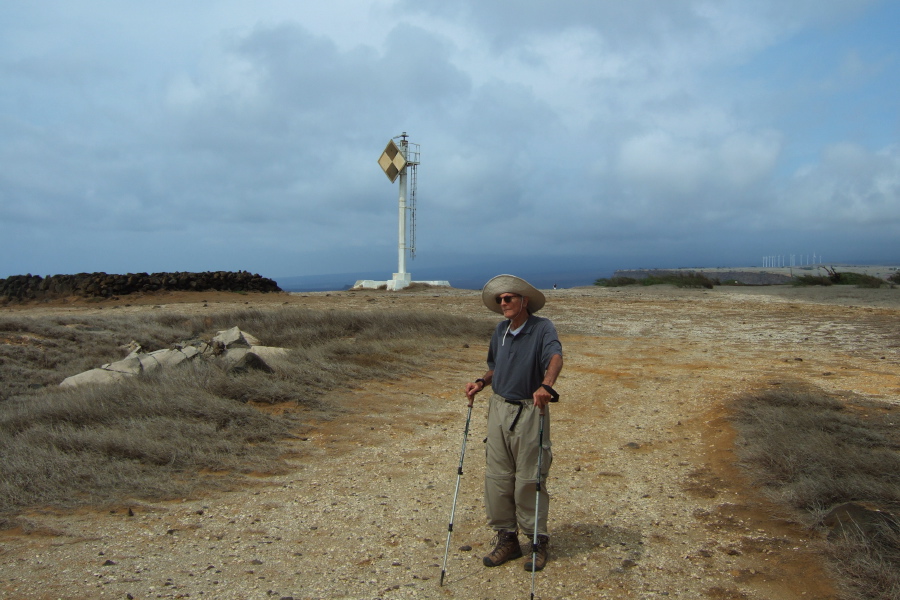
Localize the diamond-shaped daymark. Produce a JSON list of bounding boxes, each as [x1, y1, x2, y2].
[[378, 140, 407, 183]]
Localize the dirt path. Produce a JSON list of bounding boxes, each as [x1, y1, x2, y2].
[[1, 285, 899, 599]]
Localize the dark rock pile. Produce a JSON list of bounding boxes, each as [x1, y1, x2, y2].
[[0, 271, 282, 301]]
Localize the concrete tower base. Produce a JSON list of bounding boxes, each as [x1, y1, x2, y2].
[[352, 274, 451, 291]]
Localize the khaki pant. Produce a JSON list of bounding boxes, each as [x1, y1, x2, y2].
[[484, 393, 552, 536]]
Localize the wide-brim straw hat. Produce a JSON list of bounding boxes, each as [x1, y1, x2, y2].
[[481, 274, 546, 315]]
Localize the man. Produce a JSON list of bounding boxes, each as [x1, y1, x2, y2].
[[465, 274, 563, 572]]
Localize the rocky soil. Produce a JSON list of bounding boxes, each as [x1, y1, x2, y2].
[[1, 284, 899, 600]]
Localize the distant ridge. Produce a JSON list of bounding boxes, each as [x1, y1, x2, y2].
[[613, 264, 899, 286]]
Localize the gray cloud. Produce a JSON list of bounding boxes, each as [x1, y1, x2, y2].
[[0, 1, 897, 282]]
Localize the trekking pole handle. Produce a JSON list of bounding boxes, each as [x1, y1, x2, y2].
[[541, 384, 560, 402]]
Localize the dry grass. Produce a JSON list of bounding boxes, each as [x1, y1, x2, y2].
[[0, 307, 489, 521], [828, 523, 900, 599], [729, 383, 900, 599]]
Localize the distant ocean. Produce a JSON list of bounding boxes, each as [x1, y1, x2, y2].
[[275, 260, 898, 292], [276, 265, 612, 292]]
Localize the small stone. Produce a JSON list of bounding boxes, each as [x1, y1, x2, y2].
[[459, 545, 472, 551], [102, 559, 117, 566]]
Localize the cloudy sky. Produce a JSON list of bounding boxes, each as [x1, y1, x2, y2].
[[1, 1, 898, 285]]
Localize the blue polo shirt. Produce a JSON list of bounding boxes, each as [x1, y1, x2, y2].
[[487, 314, 562, 401]]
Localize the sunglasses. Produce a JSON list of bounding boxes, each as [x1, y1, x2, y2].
[[495, 294, 521, 304]]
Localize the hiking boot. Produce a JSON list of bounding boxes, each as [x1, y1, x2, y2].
[[524, 535, 549, 572], [482, 530, 522, 567]]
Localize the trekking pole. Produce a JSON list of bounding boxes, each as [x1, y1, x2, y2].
[[530, 408, 546, 600], [439, 396, 475, 586]]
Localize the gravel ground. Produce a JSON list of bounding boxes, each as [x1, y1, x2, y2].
[[1, 284, 899, 599]]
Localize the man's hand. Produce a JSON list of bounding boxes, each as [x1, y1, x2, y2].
[[533, 354, 563, 408], [465, 381, 481, 401], [465, 374, 491, 402], [532, 385, 553, 408]]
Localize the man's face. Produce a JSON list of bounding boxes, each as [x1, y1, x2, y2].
[[497, 293, 526, 319]]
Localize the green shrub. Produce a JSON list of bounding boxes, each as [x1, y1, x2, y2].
[[793, 275, 833, 286], [834, 272, 886, 288], [595, 273, 716, 288], [795, 268, 887, 288], [594, 276, 638, 287], [641, 273, 717, 289]]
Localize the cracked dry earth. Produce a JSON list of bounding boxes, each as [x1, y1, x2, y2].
[[2, 285, 900, 600]]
